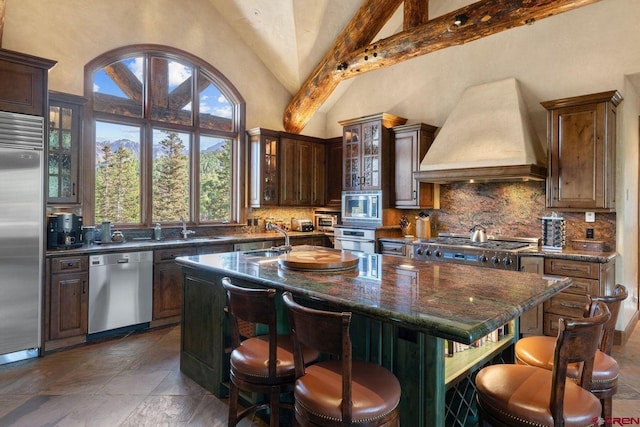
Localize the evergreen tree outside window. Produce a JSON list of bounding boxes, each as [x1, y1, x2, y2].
[[86, 45, 245, 227]]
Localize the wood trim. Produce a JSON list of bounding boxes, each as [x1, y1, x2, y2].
[[0, 0, 5, 47], [284, 0, 601, 133], [614, 309, 638, 346]]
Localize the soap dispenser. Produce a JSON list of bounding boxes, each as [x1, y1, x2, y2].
[[154, 223, 162, 240]]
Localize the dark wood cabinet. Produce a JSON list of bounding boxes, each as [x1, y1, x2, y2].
[[153, 247, 197, 322], [280, 135, 326, 206], [153, 243, 233, 324], [325, 136, 343, 207], [248, 128, 279, 207], [339, 113, 407, 192], [519, 255, 544, 337], [542, 90, 622, 211], [542, 257, 615, 336], [248, 127, 332, 207], [0, 49, 56, 116], [392, 123, 439, 209], [47, 256, 88, 342], [47, 92, 87, 204]]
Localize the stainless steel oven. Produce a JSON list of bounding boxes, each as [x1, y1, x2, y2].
[[341, 191, 383, 226], [335, 227, 377, 254]]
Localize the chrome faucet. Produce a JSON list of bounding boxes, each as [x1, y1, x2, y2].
[[266, 221, 291, 252], [180, 216, 195, 239]]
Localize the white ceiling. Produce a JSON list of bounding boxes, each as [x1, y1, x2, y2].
[[208, 0, 477, 109]]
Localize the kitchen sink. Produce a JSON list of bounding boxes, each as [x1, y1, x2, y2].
[[161, 237, 224, 244], [242, 247, 289, 257]]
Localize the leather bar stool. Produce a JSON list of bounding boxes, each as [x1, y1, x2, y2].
[[475, 301, 611, 427], [223, 278, 319, 426], [282, 291, 401, 427], [515, 285, 627, 423]]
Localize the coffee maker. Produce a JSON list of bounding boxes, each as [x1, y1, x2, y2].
[[47, 213, 83, 250]]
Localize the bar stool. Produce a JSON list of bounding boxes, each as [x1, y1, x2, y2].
[[223, 278, 319, 426], [282, 291, 401, 427], [475, 300, 610, 427], [515, 285, 627, 423]]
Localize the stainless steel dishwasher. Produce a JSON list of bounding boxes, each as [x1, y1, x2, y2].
[[88, 251, 153, 334]]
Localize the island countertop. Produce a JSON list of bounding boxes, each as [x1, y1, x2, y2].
[[176, 245, 572, 344]]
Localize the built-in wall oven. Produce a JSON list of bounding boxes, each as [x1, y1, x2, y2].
[[334, 227, 377, 254]]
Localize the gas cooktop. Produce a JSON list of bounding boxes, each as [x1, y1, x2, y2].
[[417, 237, 532, 251]]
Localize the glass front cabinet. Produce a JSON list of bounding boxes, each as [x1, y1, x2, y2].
[[47, 92, 87, 204]]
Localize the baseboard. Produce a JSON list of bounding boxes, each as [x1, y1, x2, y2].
[[614, 309, 639, 346]]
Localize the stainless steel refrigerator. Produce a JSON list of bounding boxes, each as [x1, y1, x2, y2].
[[0, 111, 44, 364]]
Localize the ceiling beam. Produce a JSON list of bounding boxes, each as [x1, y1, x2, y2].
[[404, 0, 429, 30], [283, 0, 403, 134], [283, 0, 601, 134]]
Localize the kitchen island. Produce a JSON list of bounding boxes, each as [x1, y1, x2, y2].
[[176, 246, 571, 426]]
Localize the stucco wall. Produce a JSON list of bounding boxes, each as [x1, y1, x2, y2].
[[2, 0, 291, 131]]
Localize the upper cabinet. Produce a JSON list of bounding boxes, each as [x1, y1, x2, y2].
[[0, 49, 56, 116], [280, 133, 326, 206], [248, 128, 279, 207], [392, 123, 440, 209], [247, 128, 329, 207], [47, 92, 87, 204], [339, 113, 407, 192], [542, 90, 622, 212], [325, 136, 343, 207]]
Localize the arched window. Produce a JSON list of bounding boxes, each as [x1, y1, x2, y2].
[[84, 45, 245, 226]]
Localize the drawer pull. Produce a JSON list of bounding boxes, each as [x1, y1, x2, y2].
[[559, 302, 582, 309]]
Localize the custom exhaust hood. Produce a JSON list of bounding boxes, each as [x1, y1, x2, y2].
[[414, 78, 547, 183]]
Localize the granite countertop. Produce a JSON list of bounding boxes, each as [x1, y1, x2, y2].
[[175, 245, 572, 344], [45, 231, 327, 258], [381, 237, 617, 263]]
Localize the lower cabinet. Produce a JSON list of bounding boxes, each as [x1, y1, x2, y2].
[[290, 235, 330, 247], [153, 244, 233, 324], [47, 256, 88, 345], [153, 247, 198, 322], [542, 257, 615, 336], [378, 239, 407, 257], [519, 255, 544, 337]]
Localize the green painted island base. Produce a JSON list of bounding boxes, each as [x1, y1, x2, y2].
[[178, 266, 517, 427]]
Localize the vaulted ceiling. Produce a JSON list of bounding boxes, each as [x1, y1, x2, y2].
[[209, 0, 601, 133]]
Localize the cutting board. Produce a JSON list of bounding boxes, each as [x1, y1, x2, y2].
[[278, 249, 359, 271]]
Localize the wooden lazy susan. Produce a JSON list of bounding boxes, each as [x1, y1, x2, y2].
[[278, 249, 359, 271]]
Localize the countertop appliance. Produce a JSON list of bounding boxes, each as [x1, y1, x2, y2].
[[0, 111, 45, 364], [412, 233, 539, 271], [47, 212, 83, 250], [291, 218, 314, 232], [88, 251, 153, 335]]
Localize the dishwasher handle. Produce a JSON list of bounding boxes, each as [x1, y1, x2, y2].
[[117, 258, 129, 264]]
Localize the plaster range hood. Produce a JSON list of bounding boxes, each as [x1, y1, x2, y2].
[[414, 78, 547, 183]]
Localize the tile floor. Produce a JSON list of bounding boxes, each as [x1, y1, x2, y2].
[[0, 323, 639, 426]]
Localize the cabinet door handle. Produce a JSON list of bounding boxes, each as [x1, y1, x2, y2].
[[72, 182, 76, 196], [412, 190, 417, 200], [82, 280, 87, 294]]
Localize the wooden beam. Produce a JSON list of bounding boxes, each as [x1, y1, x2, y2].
[[283, 0, 403, 133], [103, 61, 143, 103], [284, 0, 600, 133], [336, 0, 601, 79], [0, 0, 5, 47], [404, 0, 429, 30]]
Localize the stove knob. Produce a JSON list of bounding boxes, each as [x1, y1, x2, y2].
[[491, 256, 500, 264], [435, 250, 442, 258], [425, 249, 433, 256], [479, 255, 488, 263], [502, 257, 511, 266], [416, 248, 424, 256]]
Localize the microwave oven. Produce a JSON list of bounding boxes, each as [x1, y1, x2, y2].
[[341, 191, 383, 225], [314, 213, 339, 231]]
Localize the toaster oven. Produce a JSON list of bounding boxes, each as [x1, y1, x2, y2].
[[291, 218, 314, 232]]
